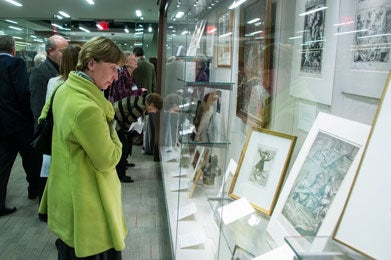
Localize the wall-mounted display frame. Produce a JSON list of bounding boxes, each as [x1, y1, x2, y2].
[[267, 112, 371, 246], [337, 0, 391, 99], [289, 0, 339, 105], [333, 72, 391, 259], [229, 127, 296, 215], [217, 10, 233, 67], [236, 0, 273, 127]]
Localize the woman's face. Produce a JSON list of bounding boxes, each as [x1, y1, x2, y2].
[[87, 59, 119, 90]]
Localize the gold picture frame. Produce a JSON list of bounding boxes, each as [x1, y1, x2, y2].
[[229, 127, 296, 215]]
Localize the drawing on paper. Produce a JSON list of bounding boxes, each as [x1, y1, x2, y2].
[[282, 131, 359, 237]]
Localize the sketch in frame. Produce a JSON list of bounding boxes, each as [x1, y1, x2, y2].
[[236, 0, 273, 127], [231, 244, 255, 260], [217, 11, 233, 67], [229, 127, 296, 215], [248, 145, 277, 187], [281, 131, 359, 240], [352, 0, 391, 72], [300, 0, 326, 75]]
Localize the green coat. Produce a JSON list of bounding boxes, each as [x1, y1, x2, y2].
[[39, 71, 127, 257]]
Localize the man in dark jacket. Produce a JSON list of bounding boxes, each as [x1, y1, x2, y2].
[[0, 35, 43, 216]]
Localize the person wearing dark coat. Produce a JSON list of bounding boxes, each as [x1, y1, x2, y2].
[[0, 35, 42, 216]]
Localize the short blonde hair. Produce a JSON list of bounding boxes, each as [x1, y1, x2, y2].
[[76, 36, 125, 71]]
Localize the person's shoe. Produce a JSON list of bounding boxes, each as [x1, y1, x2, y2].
[[119, 176, 134, 183], [126, 162, 135, 167], [28, 190, 39, 200], [0, 207, 17, 217], [38, 213, 48, 222]]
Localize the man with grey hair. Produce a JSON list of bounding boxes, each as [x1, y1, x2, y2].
[[29, 35, 68, 202], [0, 35, 42, 216], [30, 35, 68, 127]]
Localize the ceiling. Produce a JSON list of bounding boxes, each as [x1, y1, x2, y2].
[[0, 0, 161, 50]]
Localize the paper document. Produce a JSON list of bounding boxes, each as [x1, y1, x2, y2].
[[218, 197, 255, 225], [128, 117, 144, 133]]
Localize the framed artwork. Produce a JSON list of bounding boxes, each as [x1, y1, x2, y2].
[[187, 19, 207, 57], [289, 0, 339, 105], [190, 146, 205, 172], [266, 112, 371, 247], [229, 128, 297, 215], [236, 0, 273, 127], [333, 72, 391, 259], [217, 10, 233, 67], [189, 148, 210, 197], [218, 158, 237, 196], [231, 244, 255, 260], [336, 0, 390, 98]]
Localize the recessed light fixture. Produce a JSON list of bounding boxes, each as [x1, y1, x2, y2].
[[9, 25, 22, 31], [5, 0, 22, 7], [148, 25, 152, 32], [86, 0, 95, 5], [79, 25, 90, 33], [136, 10, 142, 17], [5, 19, 18, 24], [124, 27, 129, 33], [175, 11, 184, 19], [229, 0, 247, 9], [58, 11, 70, 18]]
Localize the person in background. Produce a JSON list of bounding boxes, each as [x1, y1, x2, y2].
[[38, 44, 81, 222], [105, 51, 147, 178], [38, 36, 126, 259], [113, 93, 163, 182], [0, 35, 42, 216], [29, 35, 68, 201], [132, 47, 157, 155], [33, 53, 46, 67]]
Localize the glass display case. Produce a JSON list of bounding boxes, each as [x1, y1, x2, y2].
[[158, 0, 389, 259]]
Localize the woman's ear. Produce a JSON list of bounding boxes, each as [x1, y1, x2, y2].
[[88, 59, 95, 72]]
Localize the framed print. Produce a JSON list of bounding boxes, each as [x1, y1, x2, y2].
[[236, 0, 273, 127], [333, 73, 391, 259], [190, 146, 205, 172], [189, 148, 210, 198], [267, 112, 371, 247], [218, 158, 237, 196], [336, 0, 390, 98], [231, 244, 255, 260], [289, 0, 339, 105], [217, 10, 233, 67], [228, 128, 297, 215], [187, 19, 206, 57]]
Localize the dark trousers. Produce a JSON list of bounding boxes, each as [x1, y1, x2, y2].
[[116, 129, 128, 178], [56, 239, 122, 260], [0, 128, 44, 208]]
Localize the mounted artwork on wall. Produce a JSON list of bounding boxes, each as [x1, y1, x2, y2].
[[267, 112, 371, 247], [229, 127, 296, 215], [236, 0, 273, 127], [217, 10, 233, 67]]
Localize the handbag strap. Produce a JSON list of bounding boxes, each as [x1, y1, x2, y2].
[[47, 83, 63, 120]]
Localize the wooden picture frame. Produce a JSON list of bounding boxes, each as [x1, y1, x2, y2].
[[236, 0, 273, 127], [267, 112, 371, 247], [333, 72, 391, 259], [189, 149, 210, 198], [229, 128, 296, 215], [217, 10, 233, 67]]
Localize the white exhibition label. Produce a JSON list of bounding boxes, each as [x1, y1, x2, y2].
[[177, 202, 197, 220], [252, 244, 295, 260], [178, 231, 204, 248], [218, 197, 255, 225]]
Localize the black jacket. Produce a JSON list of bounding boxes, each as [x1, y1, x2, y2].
[[0, 53, 34, 138]]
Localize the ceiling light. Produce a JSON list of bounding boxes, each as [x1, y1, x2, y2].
[[86, 0, 94, 5], [96, 23, 103, 30], [247, 18, 260, 24], [229, 0, 247, 9], [175, 11, 184, 19], [58, 11, 70, 18], [5, 19, 18, 24], [299, 6, 328, 16], [79, 25, 90, 33], [5, 0, 22, 7], [136, 10, 142, 17], [51, 23, 64, 29], [148, 25, 152, 32], [9, 25, 22, 31], [124, 27, 129, 33]]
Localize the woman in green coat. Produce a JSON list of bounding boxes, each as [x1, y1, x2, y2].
[[39, 36, 127, 259]]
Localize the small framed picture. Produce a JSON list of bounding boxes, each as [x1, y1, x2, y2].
[[229, 127, 296, 215]]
